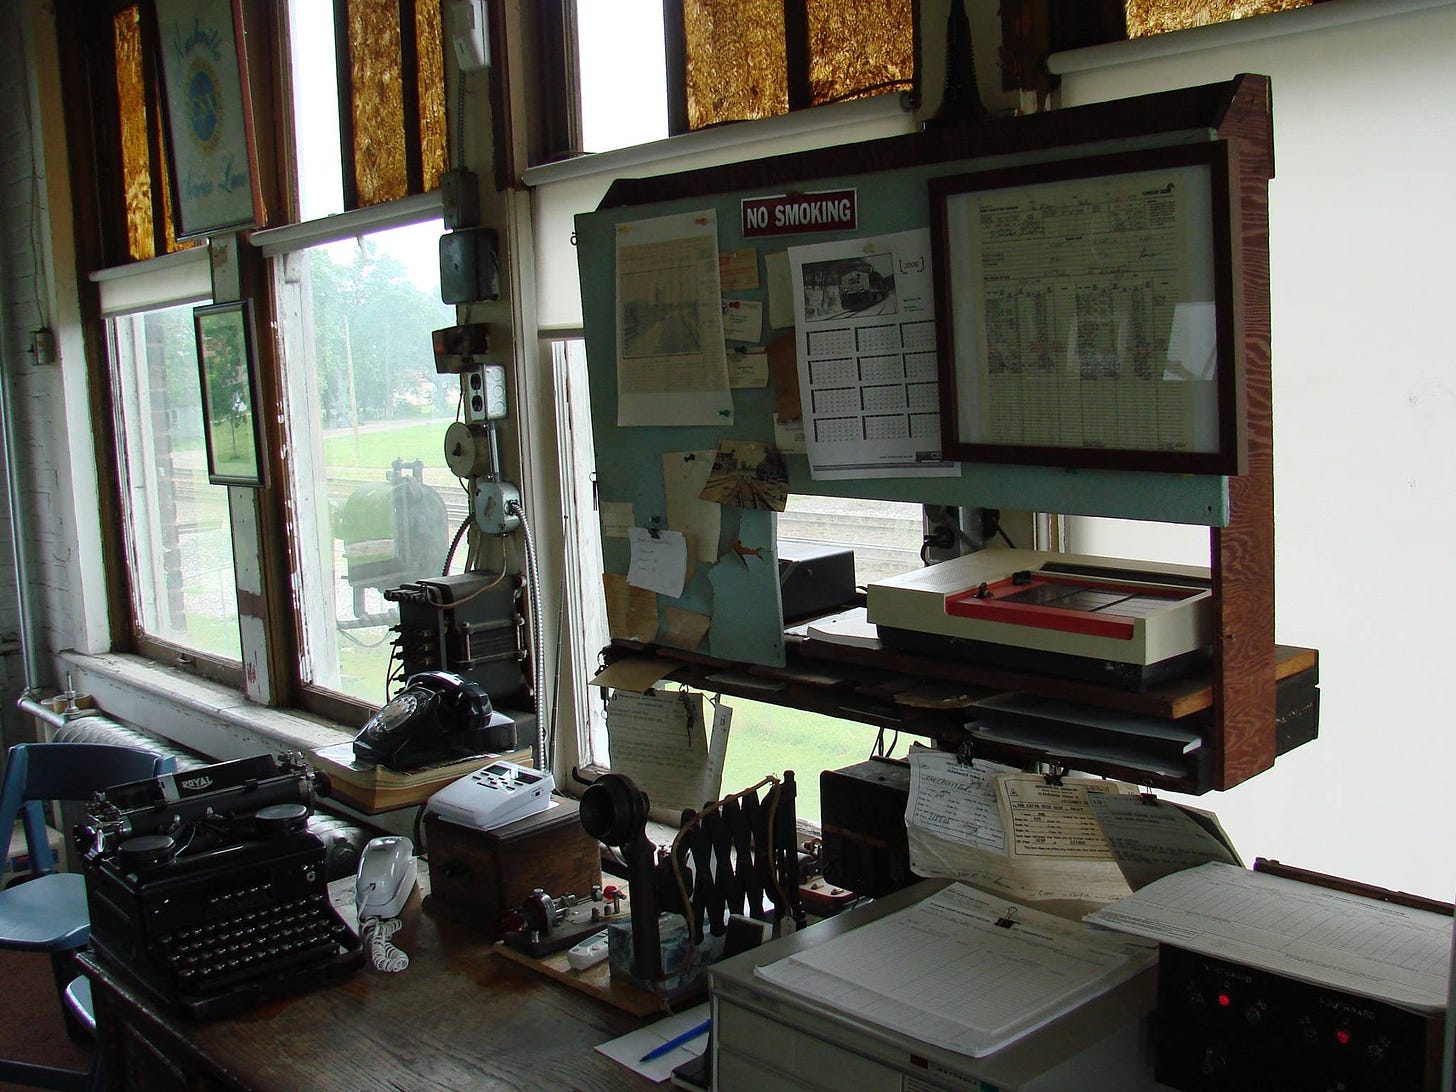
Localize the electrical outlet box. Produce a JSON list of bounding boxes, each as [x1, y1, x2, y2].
[[474, 480, 521, 535], [439, 227, 499, 304], [440, 168, 480, 229], [482, 364, 508, 419]]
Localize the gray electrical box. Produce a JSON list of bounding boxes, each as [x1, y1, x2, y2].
[[439, 227, 499, 304]]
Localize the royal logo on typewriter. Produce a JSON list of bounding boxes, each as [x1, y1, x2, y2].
[[180, 776, 213, 791]]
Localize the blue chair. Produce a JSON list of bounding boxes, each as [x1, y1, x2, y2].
[[0, 741, 174, 1091]]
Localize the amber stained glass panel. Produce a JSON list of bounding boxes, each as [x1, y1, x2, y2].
[[683, 0, 788, 130], [346, 0, 408, 206], [1126, 0, 1313, 38], [806, 0, 914, 106], [415, 0, 447, 184], [113, 6, 154, 261]]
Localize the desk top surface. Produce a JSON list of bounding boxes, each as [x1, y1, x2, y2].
[[82, 890, 662, 1092]]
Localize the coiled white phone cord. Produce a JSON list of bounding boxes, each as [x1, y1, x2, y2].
[[363, 916, 409, 973]]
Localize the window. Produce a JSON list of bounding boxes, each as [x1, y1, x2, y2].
[[273, 217, 461, 707], [665, 0, 917, 132], [108, 297, 247, 675], [551, 333, 923, 817]]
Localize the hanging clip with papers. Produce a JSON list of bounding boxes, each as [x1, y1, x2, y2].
[[994, 906, 1019, 929]]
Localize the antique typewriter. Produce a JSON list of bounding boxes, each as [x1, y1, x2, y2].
[[80, 752, 364, 1019]]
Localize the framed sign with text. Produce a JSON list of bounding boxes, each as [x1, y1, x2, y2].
[[155, 0, 263, 239], [929, 142, 1244, 476]]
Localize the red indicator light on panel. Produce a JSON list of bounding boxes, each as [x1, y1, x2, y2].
[[1336, 1029, 1353, 1046], [1217, 993, 1232, 1008]]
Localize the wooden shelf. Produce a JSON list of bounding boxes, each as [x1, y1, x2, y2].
[[604, 639, 1318, 795]]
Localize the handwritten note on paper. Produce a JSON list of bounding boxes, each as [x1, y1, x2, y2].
[[998, 774, 1132, 860], [606, 690, 729, 819], [719, 248, 760, 291], [729, 350, 769, 389], [907, 749, 1013, 854], [721, 298, 764, 343], [627, 527, 688, 599], [1086, 793, 1239, 891]]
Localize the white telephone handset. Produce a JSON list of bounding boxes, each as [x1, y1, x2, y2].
[[356, 837, 417, 973], [355, 836, 418, 920]]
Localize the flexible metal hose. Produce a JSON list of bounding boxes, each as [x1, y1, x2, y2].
[[507, 498, 548, 771]]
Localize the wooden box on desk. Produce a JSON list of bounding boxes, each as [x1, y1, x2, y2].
[[424, 798, 599, 932]]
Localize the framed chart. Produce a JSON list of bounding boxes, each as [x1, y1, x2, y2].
[[929, 142, 1243, 475], [194, 300, 267, 487], [154, 0, 264, 239]]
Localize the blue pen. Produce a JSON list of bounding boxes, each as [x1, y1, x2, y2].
[[638, 1017, 711, 1063]]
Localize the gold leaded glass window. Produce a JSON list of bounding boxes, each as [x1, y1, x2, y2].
[[1126, 0, 1314, 38], [338, 0, 448, 208], [806, 0, 915, 106], [676, 0, 915, 132]]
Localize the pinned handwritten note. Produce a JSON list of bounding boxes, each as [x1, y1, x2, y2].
[[605, 689, 731, 820], [627, 527, 688, 599]]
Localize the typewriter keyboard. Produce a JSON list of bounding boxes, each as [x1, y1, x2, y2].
[[158, 893, 343, 995]]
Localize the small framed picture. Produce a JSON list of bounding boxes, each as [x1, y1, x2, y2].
[[194, 300, 267, 487], [154, 0, 263, 239]]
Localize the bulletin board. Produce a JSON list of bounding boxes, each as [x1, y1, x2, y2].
[[575, 81, 1249, 670]]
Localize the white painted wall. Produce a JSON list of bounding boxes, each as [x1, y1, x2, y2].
[[1056, 0, 1456, 900]]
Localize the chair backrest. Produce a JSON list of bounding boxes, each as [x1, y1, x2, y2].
[[1, 742, 175, 880]]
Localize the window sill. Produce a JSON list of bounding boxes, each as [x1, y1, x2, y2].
[[55, 651, 352, 761]]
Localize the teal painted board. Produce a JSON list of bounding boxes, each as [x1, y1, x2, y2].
[[577, 180, 1229, 526], [578, 131, 1232, 671]]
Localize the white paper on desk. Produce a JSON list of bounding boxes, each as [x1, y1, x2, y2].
[[606, 690, 730, 821], [756, 883, 1155, 1058], [662, 452, 720, 564], [627, 527, 688, 599], [615, 210, 733, 427], [1087, 862, 1454, 1012], [596, 1002, 711, 1083]]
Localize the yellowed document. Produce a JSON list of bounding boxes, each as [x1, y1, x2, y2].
[[606, 690, 731, 821]]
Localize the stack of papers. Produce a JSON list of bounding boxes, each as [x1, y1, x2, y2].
[[754, 883, 1156, 1058], [1086, 862, 1453, 1012]]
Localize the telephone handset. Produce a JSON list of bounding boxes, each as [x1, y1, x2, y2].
[[353, 671, 513, 771]]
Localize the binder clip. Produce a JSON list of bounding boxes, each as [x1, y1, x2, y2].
[[994, 906, 1019, 929], [646, 517, 663, 540], [1139, 787, 1160, 806], [955, 740, 975, 767], [1042, 766, 1066, 787]]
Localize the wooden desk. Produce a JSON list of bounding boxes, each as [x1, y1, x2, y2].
[[79, 893, 661, 1092]]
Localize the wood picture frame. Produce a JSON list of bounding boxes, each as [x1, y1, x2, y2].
[[154, 0, 263, 240], [194, 300, 267, 487], [928, 142, 1244, 476]]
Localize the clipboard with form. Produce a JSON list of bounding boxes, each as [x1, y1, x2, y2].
[[753, 883, 1156, 1058]]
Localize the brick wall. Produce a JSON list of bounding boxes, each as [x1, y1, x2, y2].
[[0, 7, 65, 747]]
